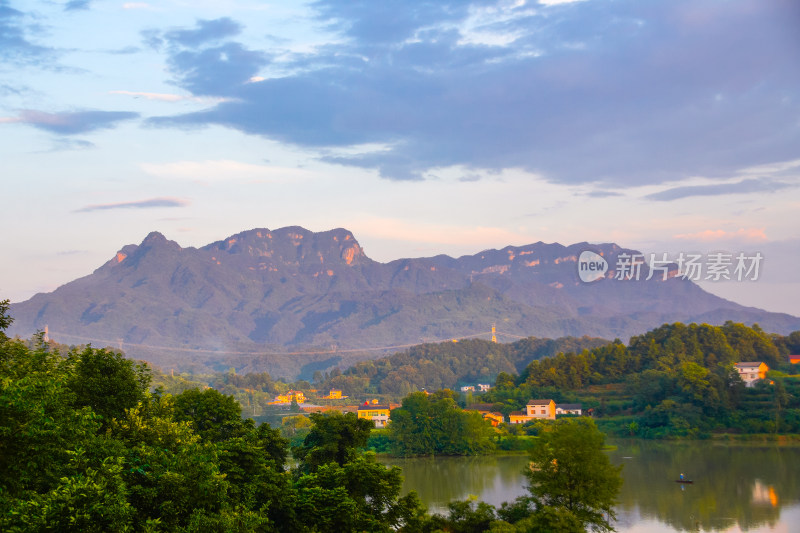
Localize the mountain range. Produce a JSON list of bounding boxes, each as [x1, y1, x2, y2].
[[8, 226, 800, 378]]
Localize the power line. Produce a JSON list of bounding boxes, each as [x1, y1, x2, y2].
[[495, 331, 530, 340], [47, 329, 494, 357]]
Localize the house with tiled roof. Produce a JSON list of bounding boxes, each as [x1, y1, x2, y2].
[[357, 399, 398, 428], [527, 399, 556, 419], [509, 399, 557, 423], [734, 362, 769, 387], [555, 403, 583, 416]]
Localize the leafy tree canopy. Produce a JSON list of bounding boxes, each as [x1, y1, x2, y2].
[[66, 347, 151, 423], [0, 298, 12, 341], [292, 411, 373, 472], [173, 387, 244, 442], [526, 418, 622, 532]]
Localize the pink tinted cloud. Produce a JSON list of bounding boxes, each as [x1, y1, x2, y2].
[[673, 228, 767, 242]]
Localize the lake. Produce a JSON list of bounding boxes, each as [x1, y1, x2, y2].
[[380, 440, 800, 532]]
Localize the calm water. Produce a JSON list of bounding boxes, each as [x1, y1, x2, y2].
[[380, 440, 800, 532]]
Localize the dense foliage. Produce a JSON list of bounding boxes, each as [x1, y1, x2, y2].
[[326, 336, 609, 397], [387, 390, 496, 456], [1, 334, 627, 532], [0, 299, 11, 342], [484, 322, 800, 438], [524, 418, 622, 531], [0, 335, 428, 532]]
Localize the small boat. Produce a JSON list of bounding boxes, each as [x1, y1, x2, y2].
[[675, 479, 693, 484]]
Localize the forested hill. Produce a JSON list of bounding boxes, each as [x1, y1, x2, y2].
[[319, 335, 611, 397], [517, 321, 793, 390], [482, 322, 800, 438]]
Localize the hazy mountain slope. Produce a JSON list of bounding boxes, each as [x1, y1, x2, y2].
[[8, 226, 799, 378]]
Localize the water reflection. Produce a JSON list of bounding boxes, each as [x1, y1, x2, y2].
[[380, 441, 800, 531], [609, 441, 800, 532], [380, 455, 530, 513]]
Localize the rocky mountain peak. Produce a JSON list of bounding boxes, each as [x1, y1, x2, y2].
[[9, 226, 799, 380]]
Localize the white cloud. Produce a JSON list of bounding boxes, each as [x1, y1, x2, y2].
[[539, 0, 588, 5], [140, 159, 311, 183], [109, 91, 230, 104], [737, 158, 800, 176]]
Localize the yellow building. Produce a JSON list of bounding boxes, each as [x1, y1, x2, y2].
[[321, 389, 348, 400], [482, 412, 504, 426], [269, 390, 306, 404], [357, 403, 392, 428], [465, 404, 505, 426], [509, 411, 532, 424], [526, 399, 556, 420]]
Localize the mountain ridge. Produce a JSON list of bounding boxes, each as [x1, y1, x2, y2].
[[8, 226, 799, 377]]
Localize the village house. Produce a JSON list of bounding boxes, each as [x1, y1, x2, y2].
[[269, 389, 306, 405], [527, 399, 556, 419], [482, 412, 504, 426], [461, 384, 492, 392], [734, 362, 769, 387], [357, 400, 392, 428], [555, 403, 583, 416], [302, 404, 359, 414], [509, 399, 557, 423], [320, 389, 348, 400], [465, 403, 505, 426], [508, 411, 531, 424]]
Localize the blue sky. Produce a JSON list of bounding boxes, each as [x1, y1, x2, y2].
[[1, 0, 799, 316]]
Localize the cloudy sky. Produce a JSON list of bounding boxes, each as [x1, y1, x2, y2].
[[2, 0, 799, 315]]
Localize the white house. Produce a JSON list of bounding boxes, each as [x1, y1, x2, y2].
[[734, 362, 768, 387], [555, 403, 583, 416]]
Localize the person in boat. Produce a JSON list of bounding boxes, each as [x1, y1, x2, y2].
[[679, 473, 685, 481]]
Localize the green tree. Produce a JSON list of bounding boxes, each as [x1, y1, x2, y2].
[[0, 342, 106, 502], [495, 371, 516, 389], [109, 402, 232, 531], [526, 418, 622, 532], [292, 414, 430, 532], [0, 340, 137, 531], [772, 378, 790, 434], [388, 392, 437, 456], [434, 498, 498, 533], [66, 347, 151, 423], [173, 387, 244, 442], [0, 298, 12, 342], [389, 390, 496, 457], [292, 411, 373, 472]]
